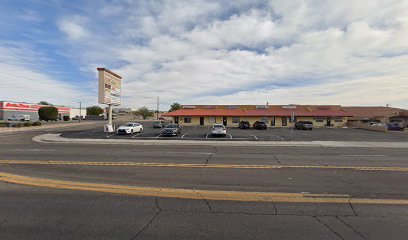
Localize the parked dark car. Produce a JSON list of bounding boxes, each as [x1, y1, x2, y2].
[[162, 124, 181, 136], [295, 121, 314, 130], [239, 121, 251, 129], [153, 121, 165, 128], [388, 122, 404, 131], [253, 121, 267, 130]]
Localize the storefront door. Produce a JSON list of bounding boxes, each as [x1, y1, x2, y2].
[[326, 117, 331, 126], [282, 117, 287, 126], [223, 117, 227, 126], [175, 117, 179, 124], [200, 117, 204, 125]]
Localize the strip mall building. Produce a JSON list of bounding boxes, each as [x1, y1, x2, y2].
[[163, 105, 353, 127], [0, 101, 70, 121]]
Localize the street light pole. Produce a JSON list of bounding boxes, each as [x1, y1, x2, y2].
[[79, 102, 82, 122]]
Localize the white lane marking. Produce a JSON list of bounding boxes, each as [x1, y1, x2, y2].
[[181, 133, 188, 138], [164, 151, 213, 155], [205, 133, 209, 139], [251, 135, 258, 140], [276, 136, 285, 140], [106, 133, 116, 138], [155, 134, 162, 138], [228, 133, 233, 139], [132, 133, 143, 138], [341, 154, 385, 157], [11, 149, 55, 152]]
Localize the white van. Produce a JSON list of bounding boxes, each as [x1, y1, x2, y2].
[[7, 115, 30, 121]]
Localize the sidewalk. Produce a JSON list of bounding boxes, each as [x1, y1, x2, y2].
[[33, 133, 408, 148], [0, 121, 100, 134]]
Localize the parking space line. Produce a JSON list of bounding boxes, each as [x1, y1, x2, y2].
[[106, 133, 116, 138], [155, 134, 162, 138], [276, 135, 285, 141], [132, 133, 143, 138], [181, 133, 188, 138], [228, 133, 233, 139], [251, 135, 258, 140], [205, 133, 209, 139]]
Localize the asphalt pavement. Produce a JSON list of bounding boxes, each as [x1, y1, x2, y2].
[[0, 121, 408, 239], [60, 120, 408, 142]]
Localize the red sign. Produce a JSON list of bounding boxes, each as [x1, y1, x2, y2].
[[1, 102, 70, 113]]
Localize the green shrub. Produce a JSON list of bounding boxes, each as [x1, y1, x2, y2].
[[87, 106, 104, 116], [0, 122, 10, 127], [63, 116, 70, 121], [24, 122, 32, 127], [38, 106, 58, 121], [14, 123, 23, 128], [32, 121, 42, 126]]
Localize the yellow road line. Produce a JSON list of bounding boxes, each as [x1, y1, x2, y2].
[[0, 160, 408, 172], [1, 172, 408, 205]]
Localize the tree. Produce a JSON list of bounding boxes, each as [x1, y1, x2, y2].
[[135, 106, 153, 119], [38, 107, 58, 121], [169, 102, 181, 112], [86, 106, 104, 116], [38, 101, 51, 105]]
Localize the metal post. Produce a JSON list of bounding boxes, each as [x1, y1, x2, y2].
[[108, 104, 113, 125], [290, 112, 294, 141], [79, 102, 82, 122], [157, 97, 159, 120]]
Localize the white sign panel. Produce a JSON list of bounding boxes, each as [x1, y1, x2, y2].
[[98, 68, 122, 106]]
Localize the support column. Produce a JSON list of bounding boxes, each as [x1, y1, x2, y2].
[[108, 104, 113, 125]]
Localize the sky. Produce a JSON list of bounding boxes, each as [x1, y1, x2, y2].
[[0, 0, 407, 110]]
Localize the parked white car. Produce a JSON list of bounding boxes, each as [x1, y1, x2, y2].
[[211, 124, 227, 136], [117, 122, 143, 135], [7, 115, 30, 121]]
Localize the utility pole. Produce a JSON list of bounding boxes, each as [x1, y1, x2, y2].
[[156, 97, 160, 120], [79, 102, 82, 122]]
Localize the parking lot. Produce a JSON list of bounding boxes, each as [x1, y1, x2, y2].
[[61, 121, 408, 142]]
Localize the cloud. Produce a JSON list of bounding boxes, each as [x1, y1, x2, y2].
[[0, 42, 94, 107], [58, 16, 89, 40], [3, 0, 408, 110], [20, 9, 43, 22]]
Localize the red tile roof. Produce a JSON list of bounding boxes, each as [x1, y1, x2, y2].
[[163, 108, 353, 117], [163, 109, 246, 117], [342, 107, 408, 118]]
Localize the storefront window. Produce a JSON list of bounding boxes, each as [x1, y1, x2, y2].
[[314, 117, 324, 122], [208, 117, 216, 123], [184, 116, 191, 123], [334, 117, 343, 122], [232, 117, 240, 123]]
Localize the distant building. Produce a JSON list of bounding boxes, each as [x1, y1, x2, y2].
[[70, 108, 86, 119], [163, 105, 352, 127], [343, 106, 408, 127], [112, 108, 132, 114], [0, 100, 70, 121]]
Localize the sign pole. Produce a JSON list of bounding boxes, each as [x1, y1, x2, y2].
[[108, 104, 113, 125], [79, 102, 82, 122], [290, 112, 295, 141]]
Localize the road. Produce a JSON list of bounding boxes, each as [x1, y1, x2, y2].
[[0, 122, 408, 239]]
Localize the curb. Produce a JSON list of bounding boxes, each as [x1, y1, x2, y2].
[[0, 121, 101, 134], [32, 134, 408, 148]]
